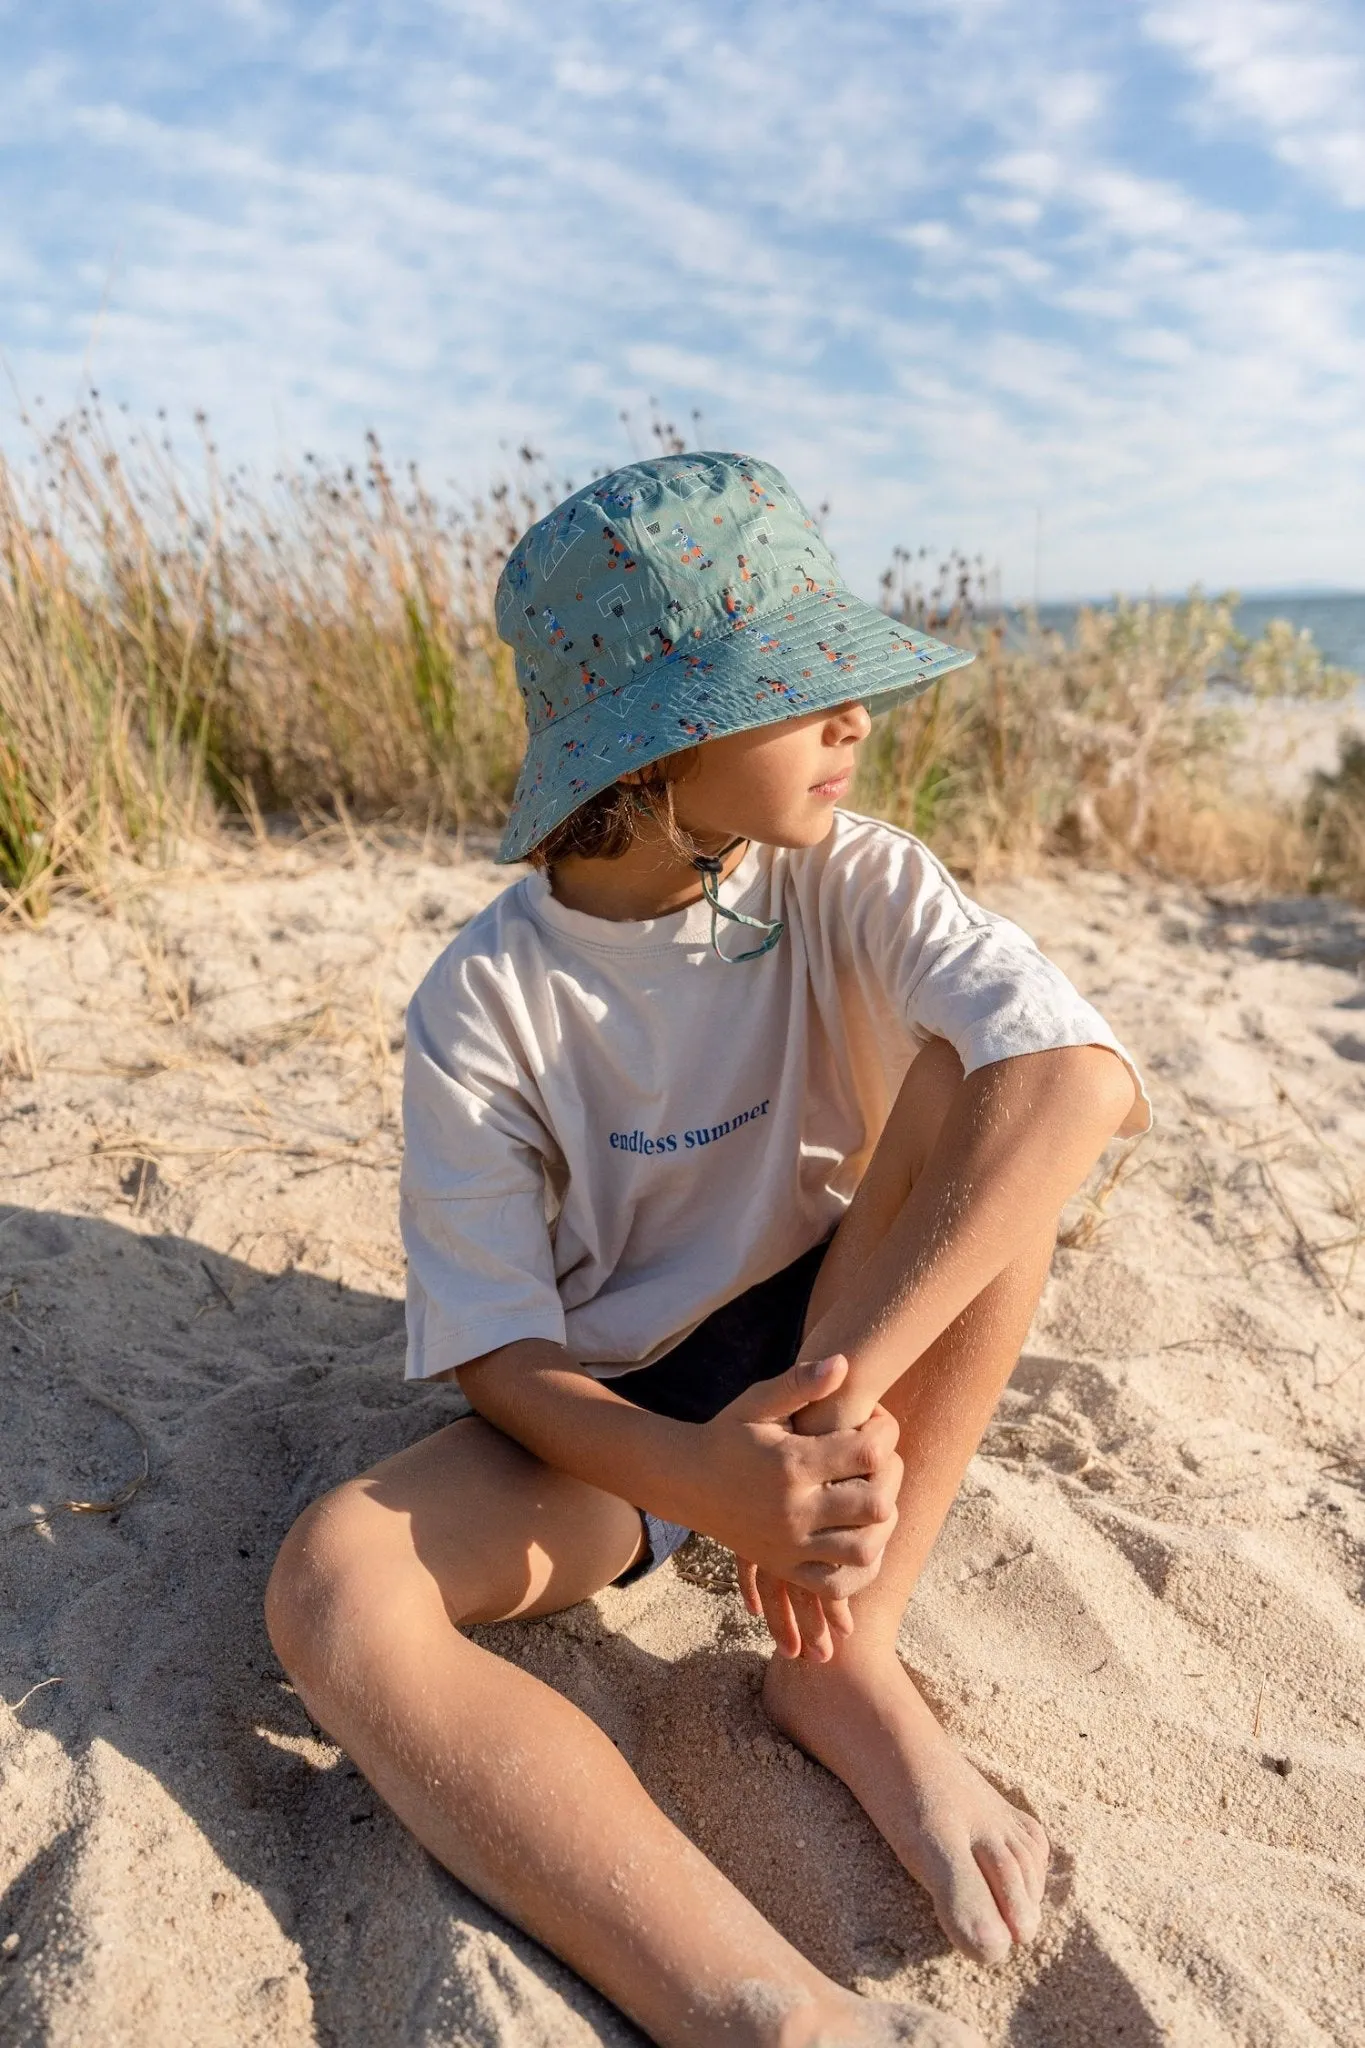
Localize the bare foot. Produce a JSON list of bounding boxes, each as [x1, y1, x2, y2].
[[775, 1985, 985, 2047], [763, 1645, 1048, 1967]]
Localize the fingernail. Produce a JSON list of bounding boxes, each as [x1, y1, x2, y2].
[[798, 1355, 832, 1385]]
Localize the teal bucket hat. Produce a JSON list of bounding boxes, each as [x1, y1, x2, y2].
[[494, 451, 975, 864]]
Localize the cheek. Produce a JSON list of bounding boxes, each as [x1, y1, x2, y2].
[[708, 749, 801, 816], [738, 727, 816, 787], [678, 723, 822, 825]]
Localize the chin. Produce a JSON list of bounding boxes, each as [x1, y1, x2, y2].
[[760, 809, 841, 851]]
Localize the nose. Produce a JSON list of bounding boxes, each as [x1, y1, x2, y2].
[[831, 700, 872, 742]]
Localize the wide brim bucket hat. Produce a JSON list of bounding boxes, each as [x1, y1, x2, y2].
[[494, 451, 976, 863]]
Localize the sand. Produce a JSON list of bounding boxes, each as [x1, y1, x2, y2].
[[2, 832, 1363, 2046]]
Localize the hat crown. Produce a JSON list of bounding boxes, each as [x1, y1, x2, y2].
[[491, 448, 975, 866], [494, 453, 840, 736]]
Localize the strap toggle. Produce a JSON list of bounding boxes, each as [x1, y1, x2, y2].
[[691, 840, 785, 963]]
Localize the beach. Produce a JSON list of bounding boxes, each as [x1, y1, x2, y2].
[[2, 836, 1364, 2045]]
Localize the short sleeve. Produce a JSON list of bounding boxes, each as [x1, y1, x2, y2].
[[400, 965, 567, 1381], [815, 820, 1151, 1137]]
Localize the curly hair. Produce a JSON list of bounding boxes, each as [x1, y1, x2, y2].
[[525, 756, 697, 870]]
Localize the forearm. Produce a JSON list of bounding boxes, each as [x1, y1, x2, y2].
[[457, 1340, 701, 1526], [800, 1045, 1137, 1432]]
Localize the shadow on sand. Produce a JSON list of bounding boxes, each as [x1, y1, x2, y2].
[[0, 1208, 1165, 2046]]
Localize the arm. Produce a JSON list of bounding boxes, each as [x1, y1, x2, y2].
[[457, 1341, 697, 1522], [730, 1043, 1136, 1654], [456, 1341, 903, 1591], [798, 1043, 1137, 1436]]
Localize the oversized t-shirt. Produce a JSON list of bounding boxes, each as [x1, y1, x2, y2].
[[401, 811, 1150, 1382]]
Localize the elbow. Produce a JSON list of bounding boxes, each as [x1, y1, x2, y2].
[[457, 1336, 570, 1428], [454, 1353, 501, 1422], [1074, 1044, 1139, 1137]]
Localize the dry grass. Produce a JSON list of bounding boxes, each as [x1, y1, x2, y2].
[[853, 579, 1355, 892], [0, 409, 537, 916], [1, 411, 1358, 916], [1304, 733, 1365, 899]]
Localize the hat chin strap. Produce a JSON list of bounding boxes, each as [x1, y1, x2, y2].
[[691, 838, 785, 963]]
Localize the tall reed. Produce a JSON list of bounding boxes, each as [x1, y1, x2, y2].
[[0, 422, 225, 910], [855, 582, 1354, 892], [0, 412, 539, 914], [0, 411, 1357, 916]]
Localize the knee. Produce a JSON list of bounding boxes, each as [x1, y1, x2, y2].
[[264, 1483, 382, 1688]]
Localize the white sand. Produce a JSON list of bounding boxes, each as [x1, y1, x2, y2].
[[2, 837, 1363, 2045]]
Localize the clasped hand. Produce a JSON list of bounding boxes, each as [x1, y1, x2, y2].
[[688, 1353, 901, 1663]]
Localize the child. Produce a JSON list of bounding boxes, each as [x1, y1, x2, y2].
[[266, 453, 1148, 2048]]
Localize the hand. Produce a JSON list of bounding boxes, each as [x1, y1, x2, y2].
[[736, 1561, 856, 1664], [684, 1352, 901, 1616]]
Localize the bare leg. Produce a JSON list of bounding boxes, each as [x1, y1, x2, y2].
[[763, 1039, 1054, 1966], [266, 1417, 982, 2048]]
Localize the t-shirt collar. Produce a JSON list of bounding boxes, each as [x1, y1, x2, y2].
[[523, 842, 767, 952]]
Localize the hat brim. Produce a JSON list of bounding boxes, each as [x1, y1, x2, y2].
[[496, 586, 975, 864]]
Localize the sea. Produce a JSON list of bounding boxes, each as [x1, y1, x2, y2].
[[1014, 591, 1365, 681]]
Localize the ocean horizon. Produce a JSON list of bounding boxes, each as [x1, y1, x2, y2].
[[1011, 590, 1365, 679]]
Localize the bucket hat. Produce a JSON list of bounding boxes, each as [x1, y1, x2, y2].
[[494, 451, 975, 864]]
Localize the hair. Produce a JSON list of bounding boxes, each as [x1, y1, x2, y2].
[[526, 755, 699, 870]]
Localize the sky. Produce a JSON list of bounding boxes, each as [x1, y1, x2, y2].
[[2, 0, 1364, 600]]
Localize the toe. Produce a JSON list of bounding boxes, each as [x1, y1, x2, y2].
[[974, 1838, 1041, 1946], [932, 1850, 1013, 1966], [1016, 1808, 1050, 1863], [1008, 1816, 1050, 1898]]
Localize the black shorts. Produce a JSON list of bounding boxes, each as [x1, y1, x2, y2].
[[609, 1236, 830, 1583]]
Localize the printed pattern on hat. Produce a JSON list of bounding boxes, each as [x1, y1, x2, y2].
[[494, 452, 975, 862]]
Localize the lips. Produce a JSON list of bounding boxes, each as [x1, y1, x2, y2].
[[809, 770, 852, 798]]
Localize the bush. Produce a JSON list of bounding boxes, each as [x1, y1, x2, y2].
[[0, 411, 1355, 914], [0, 413, 536, 913], [856, 587, 1352, 893], [1305, 732, 1365, 900]]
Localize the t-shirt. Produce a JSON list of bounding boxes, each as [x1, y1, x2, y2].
[[401, 811, 1150, 1382]]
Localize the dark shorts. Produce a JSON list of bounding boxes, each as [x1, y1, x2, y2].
[[609, 1236, 831, 1585]]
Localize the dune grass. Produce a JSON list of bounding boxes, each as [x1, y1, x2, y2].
[[0, 410, 1357, 918], [856, 577, 1355, 894], [0, 413, 533, 915]]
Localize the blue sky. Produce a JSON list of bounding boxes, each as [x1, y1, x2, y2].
[[3, 0, 1363, 598]]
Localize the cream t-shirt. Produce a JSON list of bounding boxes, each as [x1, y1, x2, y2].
[[401, 811, 1149, 1382]]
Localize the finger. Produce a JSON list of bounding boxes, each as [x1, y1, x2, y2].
[[813, 1470, 903, 1529], [785, 1548, 892, 1613], [855, 1406, 903, 1468], [822, 1595, 855, 1638], [737, 1557, 762, 1616], [789, 1515, 896, 1572], [798, 1399, 900, 1465], [788, 1555, 883, 1602], [802, 1419, 901, 1485], [728, 1352, 847, 1425], [756, 1572, 802, 1658], [787, 1582, 833, 1662]]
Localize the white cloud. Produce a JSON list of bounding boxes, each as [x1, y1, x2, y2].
[[0, 0, 1362, 601], [551, 55, 630, 98], [1144, 0, 1365, 207]]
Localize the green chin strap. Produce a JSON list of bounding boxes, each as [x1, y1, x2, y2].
[[691, 840, 785, 964]]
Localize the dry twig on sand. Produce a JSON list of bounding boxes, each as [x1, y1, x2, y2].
[[4, 1675, 64, 1716], [6, 1387, 151, 1537], [1270, 1074, 1365, 1292], [1057, 1141, 1148, 1251]]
